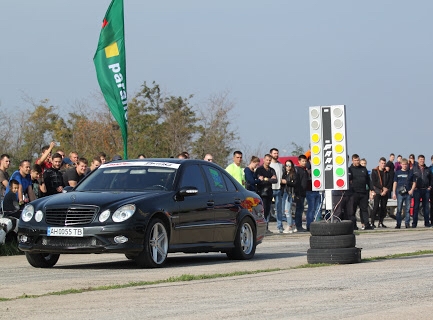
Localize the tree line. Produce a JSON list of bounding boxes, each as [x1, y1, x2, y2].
[[0, 82, 238, 170]]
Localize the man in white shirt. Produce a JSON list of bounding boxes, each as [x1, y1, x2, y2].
[[270, 148, 284, 233]]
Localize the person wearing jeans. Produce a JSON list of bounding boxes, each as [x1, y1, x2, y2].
[[272, 189, 283, 232], [411, 155, 432, 228], [281, 159, 298, 233], [306, 191, 322, 230], [282, 191, 295, 232], [392, 158, 415, 228], [412, 188, 430, 227], [395, 192, 412, 228], [270, 148, 284, 233]]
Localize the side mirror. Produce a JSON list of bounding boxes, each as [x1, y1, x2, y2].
[[175, 187, 199, 201], [62, 186, 74, 193]]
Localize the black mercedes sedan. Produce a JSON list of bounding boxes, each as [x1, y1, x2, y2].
[[18, 159, 266, 268]]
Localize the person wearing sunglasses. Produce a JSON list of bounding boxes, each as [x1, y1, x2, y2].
[[281, 160, 298, 233]]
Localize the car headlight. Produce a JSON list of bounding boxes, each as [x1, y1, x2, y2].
[[35, 210, 44, 222], [21, 205, 35, 222], [99, 209, 111, 222], [112, 204, 136, 223]]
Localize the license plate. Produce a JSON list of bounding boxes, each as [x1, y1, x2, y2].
[[47, 227, 84, 237]]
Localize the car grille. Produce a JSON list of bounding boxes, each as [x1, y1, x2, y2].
[[45, 206, 99, 226], [39, 237, 103, 247]]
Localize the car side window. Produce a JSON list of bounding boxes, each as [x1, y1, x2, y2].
[[179, 165, 207, 193], [223, 173, 238, 192], [203, 165, 228, 192]]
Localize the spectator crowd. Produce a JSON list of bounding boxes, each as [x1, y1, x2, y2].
[[1, 145, 432, 243], [0, 143, 109, 243], [225, 150, 433, 235]]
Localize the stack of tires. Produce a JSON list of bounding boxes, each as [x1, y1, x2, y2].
[[307, 221, 361, 264]]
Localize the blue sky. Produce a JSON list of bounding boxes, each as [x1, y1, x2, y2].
[[1, 1, 433, 166]]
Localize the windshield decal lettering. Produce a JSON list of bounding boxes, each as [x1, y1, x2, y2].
[[100, 161, 180, 169]]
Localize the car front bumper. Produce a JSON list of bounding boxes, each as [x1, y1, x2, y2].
[[18, 222, 146, 254]]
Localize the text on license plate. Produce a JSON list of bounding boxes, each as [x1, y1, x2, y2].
[[47, 227, 84, 237]]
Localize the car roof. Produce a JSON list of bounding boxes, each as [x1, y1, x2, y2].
[[106, 158, 217, 165]]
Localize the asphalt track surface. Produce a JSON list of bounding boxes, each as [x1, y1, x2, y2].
[[1, 218, 433, 319]]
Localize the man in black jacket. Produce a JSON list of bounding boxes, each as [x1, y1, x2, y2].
[[349, 154, 374, 230], [294, 154, 309, 232], [255, 154, 277, 233], [411, 155, 432, 228], [370, 157, 393, 228], [43, 153, 64, 196]]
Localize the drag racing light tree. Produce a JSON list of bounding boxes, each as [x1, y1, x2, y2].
[[309, 105, 348, 191]]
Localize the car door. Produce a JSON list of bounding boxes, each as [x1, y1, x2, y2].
[[172, 164, 214, 244], [202, 165, 239, 242]]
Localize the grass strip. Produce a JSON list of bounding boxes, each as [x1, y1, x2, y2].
[[0, 268, 281, 301], [2, 250, 433, 301], [362, 249, 433, 261]]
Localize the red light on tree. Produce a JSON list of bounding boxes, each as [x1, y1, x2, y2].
[[336, 179, 345, 188]]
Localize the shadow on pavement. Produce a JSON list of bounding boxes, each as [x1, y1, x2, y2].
[[53, 251, 306, 270]]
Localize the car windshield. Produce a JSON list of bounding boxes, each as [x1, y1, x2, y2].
[[75, 165, 177, 192]]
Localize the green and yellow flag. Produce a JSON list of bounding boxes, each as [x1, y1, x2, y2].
[[94, 0, 128, 159]]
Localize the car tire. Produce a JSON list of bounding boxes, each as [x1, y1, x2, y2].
[[135, 218, 169, 268], [226, 217, 256, 260], [307, 247, 361, 264], [309, 234, 356, 249], [309, 221, 353, 236], [25, 252, 60, 268]]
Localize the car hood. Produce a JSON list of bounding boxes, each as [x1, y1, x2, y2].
[[31, 191, 167, 209]]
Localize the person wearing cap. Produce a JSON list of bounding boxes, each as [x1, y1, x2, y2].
[[58, 157, 75, 175], [112, 155, 122, 161], [62, 157, 74, 167]]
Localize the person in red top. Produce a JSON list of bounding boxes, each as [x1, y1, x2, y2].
[[36, 141, 56, 173]]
